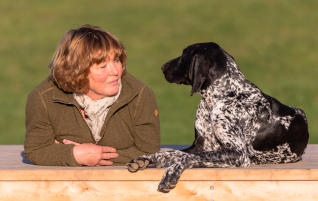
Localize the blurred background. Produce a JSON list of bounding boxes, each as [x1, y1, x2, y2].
[[0, 0, 317, 145]]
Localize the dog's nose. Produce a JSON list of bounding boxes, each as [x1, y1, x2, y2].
[[161, 65, 165, 70]]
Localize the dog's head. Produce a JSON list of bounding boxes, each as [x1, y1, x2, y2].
[[161, 42, 229, 95]]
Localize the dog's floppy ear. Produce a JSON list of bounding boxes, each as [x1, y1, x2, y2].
[[189, 54, 210, 96]]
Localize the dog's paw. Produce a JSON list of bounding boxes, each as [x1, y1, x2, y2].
[[157, 164, 181, 193], [157, 182, 176, 193], [126, 156, 153, 172]]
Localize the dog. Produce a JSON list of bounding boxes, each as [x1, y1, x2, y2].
[[127, 42, 309, 193]]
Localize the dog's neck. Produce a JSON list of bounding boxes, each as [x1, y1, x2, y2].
[[200, 55, 260, 109]]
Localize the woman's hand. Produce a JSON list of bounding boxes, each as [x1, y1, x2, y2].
[[55, 139, 118, 166]]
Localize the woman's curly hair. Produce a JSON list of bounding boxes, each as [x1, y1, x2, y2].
[[49, 24, 127, 93]]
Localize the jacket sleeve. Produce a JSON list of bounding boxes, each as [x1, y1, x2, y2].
[[111, 85, 161, 165], [24, 88, 81, 166]]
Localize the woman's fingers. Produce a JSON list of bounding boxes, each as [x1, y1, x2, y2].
[[63, 139, 80, 146], [98, 147, 118, 166], [72, 144, 118, 166], [101, 146, 117, 153], [101, 152, 118, 160], [55, 140, 60, 144], [99, 160, 114, 166]]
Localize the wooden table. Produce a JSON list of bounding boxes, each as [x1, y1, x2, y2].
[[0, 145, 318, 201]]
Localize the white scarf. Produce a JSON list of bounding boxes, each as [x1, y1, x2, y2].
[[73, 84, 122, 142]]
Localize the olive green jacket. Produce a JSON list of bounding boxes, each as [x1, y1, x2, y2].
[[24, 72, 160, 166]]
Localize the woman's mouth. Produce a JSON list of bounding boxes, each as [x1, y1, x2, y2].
[[107, 80, 119, 85]]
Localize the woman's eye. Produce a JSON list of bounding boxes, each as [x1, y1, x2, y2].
[[100, 65, 106, 69], [115, 58, 120, 62]]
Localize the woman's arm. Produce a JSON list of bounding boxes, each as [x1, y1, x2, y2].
[[24, 88, 81, 166]]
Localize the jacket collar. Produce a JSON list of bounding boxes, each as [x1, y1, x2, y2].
[[52, 86, 74, 105]]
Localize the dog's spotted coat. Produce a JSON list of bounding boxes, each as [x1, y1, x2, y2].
[[127, 42, 309, 192]]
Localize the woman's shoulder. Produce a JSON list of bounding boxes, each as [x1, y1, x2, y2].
[[122, 72, 157, 104], [122, 72, 144, 88], [30, 76, 56, 93], [122, 72, 153, 93], [27, 77, 60, 102]]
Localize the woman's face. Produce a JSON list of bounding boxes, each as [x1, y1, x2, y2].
[[86, 55, 123, 100]]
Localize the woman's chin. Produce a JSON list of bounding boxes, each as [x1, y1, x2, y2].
[[106, 86, 120, 97]]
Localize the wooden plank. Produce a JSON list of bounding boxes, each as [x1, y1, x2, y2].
[[0, 145, 318, 201], [1, 181, 318, 201], [1, 145, 318, 181]]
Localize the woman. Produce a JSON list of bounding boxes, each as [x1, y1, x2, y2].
[[24, 25, 160, 166]]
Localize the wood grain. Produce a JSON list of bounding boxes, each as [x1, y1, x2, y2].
[[1, 181, 318, 201]]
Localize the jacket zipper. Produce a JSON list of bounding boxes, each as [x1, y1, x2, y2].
[[74, 105, 98, 144]]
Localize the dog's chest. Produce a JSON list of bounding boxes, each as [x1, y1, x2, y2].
[[195, 98, 221, 151]]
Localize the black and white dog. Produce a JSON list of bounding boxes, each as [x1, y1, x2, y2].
[[127, 42, 309, 192]]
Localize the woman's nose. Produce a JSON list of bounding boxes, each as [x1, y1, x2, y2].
[[108, 63, 119, 75]]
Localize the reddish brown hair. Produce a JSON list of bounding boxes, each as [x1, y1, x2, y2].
[[49, 24, 127, 93]]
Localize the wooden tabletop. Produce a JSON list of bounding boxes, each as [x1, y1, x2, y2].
[[0, 145, 317, 181]]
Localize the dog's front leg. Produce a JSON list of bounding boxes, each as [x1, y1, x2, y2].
[[127, 150, 188, 172], [157, 148, 250, 192], [157, 154, 194, 192]]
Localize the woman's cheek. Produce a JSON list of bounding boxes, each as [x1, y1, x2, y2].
[[97, 71, 108, 83]]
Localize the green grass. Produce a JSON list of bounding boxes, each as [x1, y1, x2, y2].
[[0, 0, 317, 144]]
